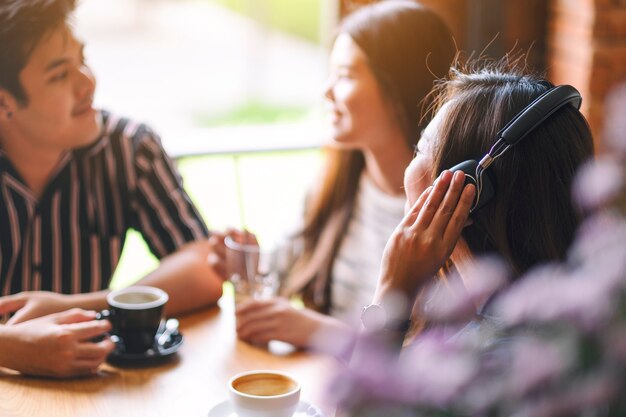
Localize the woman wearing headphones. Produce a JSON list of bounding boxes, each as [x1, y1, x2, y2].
[[366, 62, 595, 332]]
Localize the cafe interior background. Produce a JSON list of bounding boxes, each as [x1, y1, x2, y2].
[[74, 0, 626, 288]]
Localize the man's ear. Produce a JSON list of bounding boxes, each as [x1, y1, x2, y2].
[[0, 89, 17, 121]]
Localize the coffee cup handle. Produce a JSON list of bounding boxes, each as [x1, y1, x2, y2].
[[95, 309, 114, 321], [92, 310, 119, 345]]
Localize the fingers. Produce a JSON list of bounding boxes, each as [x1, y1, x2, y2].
[[65, 319, 112, 341], [443, 183, 476, 243], [6, 306, 34, 325], [208, 233, 226, 256], [207, 253, 225, 279], [402, 185, 433, 226], [0, 294, 26, 315], [430, 171, 468, 234], [227, 229, 258, 245], [236, 305, 276, 328], [237, 318, 278, 342], [213, 229, 259, 281], [65, 358, 108, 377], [414, 170, 453, 229], [75, 338, 116, 360], [239, 230, 258, 245], [54, 325, 114, 377], [54, 308, 98, 325], [235, 303, 276, 331], [235, 299, 285, 338], [207, 235, 227, 279]]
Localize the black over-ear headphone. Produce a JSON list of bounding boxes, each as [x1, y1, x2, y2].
[[448, 84, 582, 213]]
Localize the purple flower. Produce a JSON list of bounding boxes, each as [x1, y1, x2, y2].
[[510, 373, 617, 417], [493, 260, 620, 331], [327, 334, 416, 409], [604, 324, 626, 363], [573, 157, 624, 211], [329, 329, 480, 412], [569, 212, 626, 262], [423, 256, 508, 323], [503, 336, 574, 397], [399, 330, 479, 406]]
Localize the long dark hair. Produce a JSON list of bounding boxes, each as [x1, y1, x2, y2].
[[428, 62, 595, 275], [284, 0, 456, 311]]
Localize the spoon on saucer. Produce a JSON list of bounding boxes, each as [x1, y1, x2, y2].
[[157, 318, 179, 346]]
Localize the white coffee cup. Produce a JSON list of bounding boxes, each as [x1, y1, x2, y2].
[[229, 370, 301, 417]]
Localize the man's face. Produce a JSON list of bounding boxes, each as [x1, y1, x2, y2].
[[10, 24, 100, 151]]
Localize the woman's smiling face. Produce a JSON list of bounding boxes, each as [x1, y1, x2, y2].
[[324, 33, 399, 151]]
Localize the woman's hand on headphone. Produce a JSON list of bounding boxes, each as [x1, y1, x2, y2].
[[374, 170, 475, 303]]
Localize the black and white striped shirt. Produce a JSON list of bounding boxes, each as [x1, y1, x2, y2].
[[0, 111, 209, 296]]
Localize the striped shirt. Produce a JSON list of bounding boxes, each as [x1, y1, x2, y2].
[[0, 111, 208, 296]]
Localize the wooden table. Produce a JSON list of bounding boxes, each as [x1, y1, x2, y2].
[[0, 299, 337, 417]]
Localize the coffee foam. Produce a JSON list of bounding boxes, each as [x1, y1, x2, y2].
[[232, 373, 297, 397], [107, 286, 168, 310], [113, 292, 160, 305]]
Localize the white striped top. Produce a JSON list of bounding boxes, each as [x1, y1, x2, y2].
[[0, 111, 208, 295], [330, 174, 406, 326]]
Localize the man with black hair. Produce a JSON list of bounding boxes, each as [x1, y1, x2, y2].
[[0, 0, 223, 376]]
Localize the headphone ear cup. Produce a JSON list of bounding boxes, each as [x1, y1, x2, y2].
[[447, 160, 496, 213]]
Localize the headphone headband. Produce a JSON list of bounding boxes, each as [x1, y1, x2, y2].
[[447, 83, 583, 213], [497, 84, 582, 147]]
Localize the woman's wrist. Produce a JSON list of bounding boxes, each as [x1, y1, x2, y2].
[[376, 265, 430, 304], [371, 285, 412, 323]]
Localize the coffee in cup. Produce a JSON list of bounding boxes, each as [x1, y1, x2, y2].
[[100, 286, 168, 354], [229, 370, 300, 417]]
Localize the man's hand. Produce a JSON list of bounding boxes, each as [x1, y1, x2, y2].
[[207, 231, 228, 281], [0, 291, 79, 324], [0, 309, 115, 378], [207, 229, 258, 282]]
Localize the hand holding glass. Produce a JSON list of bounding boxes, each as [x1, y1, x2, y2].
[[225, 235, 279, 304]]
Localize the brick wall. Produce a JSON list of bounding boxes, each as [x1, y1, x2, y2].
[[547, 0, 626, 147]]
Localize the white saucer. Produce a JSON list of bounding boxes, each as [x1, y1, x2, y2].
[[207, 399, 325, 417]]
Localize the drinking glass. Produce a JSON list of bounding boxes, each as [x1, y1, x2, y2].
[[224, 235, 280, 305]]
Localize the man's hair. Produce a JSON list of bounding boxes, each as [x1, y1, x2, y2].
[[0, 0, 77, 104]]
